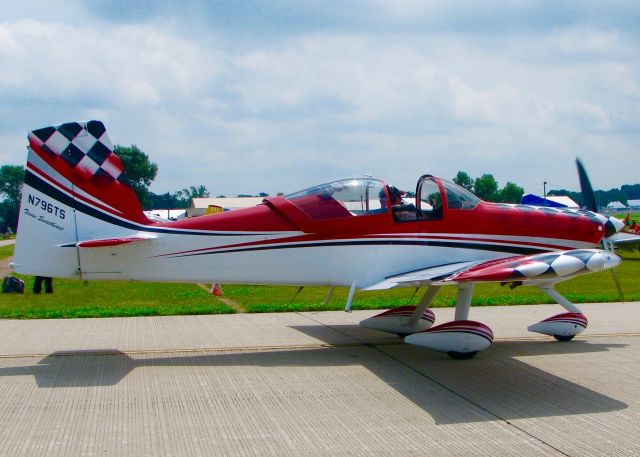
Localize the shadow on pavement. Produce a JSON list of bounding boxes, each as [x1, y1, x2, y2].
[[0, 327, 628, 425]]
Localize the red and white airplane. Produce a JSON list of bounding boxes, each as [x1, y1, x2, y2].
[[13, 121, 625, 359]]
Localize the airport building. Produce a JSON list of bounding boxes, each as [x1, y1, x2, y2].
[[627, 199, 640, 210], [186, 197, 265, 217]]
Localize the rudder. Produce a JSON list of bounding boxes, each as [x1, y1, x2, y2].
[[13, 121, 149, 278]]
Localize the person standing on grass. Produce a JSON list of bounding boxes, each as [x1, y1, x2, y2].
[[33, 276, 53, 294]]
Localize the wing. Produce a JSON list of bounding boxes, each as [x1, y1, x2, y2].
[[363, 261, 481, 290], [363, 249, 620, 290], [610, 232, 640, 250], [448, 249, 619, 283]]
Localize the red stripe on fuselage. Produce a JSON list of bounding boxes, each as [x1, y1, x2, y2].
[[27, 143, 604, 253], [27, 162, 128, 220], [150, 231, 587, 259], [29, 139, 148, 224], [151, 200, 602, 253]]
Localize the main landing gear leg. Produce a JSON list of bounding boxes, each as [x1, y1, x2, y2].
[[454, 283, 474, 320], [344, 281, 357, 313], [324, 286, 335, 305], [406, 286, 441, 331], [358, 286, 440, 336], [405, 283, 494, 359], [527, 285, 588, 341]]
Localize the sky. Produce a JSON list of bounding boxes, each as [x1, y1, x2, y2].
[[1, 1, 638, 197]]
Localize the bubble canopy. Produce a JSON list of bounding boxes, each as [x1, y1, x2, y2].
[[285, 178, 388, 220]]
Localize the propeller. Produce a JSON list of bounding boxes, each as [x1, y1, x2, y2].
[[577, 158, 625, 237], [576, 158, 597, 212], [576, 158, 625, 300]]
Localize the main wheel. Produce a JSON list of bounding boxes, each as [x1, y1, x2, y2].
[[447, 351, 478, 360], [553, 334, 575, 342]]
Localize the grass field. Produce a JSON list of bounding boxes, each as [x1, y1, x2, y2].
[[1, 244, 638, 318], [613, 212, 640, 223], [0, 245, 234, 318], [223, 251, 640, 312], [0, 244, 14, 260], [0, 280, 235, 319]]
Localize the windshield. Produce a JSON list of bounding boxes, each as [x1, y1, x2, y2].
[[286, 178, 387, 220], [442, 179, 480, 210]]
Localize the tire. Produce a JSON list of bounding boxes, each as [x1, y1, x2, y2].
[[553, 334, 575, 342], [447, 351, 478, 360]]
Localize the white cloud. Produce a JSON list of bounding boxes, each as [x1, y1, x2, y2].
[[0, 4, 638, 198], [0, 20, 219, 106]]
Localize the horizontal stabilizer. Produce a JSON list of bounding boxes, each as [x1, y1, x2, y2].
[[65, 234, 156, 248]]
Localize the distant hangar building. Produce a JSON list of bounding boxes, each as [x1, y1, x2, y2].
[[187, 197, 265, 217], [627, 199, 640, 210], [144, 209, 187, 221], [606, 201, 627, 211]]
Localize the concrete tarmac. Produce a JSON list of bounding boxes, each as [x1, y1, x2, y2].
[[0, 302, 639, 456]]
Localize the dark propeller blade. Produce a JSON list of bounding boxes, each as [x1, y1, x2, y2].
[[611, 268, 625, 301], [576, 158, 597, 212], [603, 240, 626, 301], [579, 159, 626, 301]]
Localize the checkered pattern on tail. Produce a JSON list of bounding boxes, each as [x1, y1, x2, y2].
[[29, 121, 130, 188], [26, 120, 148, 224]]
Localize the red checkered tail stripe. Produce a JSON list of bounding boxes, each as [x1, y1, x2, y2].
[[28, 121, 149, 224]]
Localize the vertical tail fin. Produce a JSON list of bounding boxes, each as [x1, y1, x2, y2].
[[27, 121, 148, 224], [13, 121, 149, 278]]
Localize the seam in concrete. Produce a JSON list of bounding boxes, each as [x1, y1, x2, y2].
[[0, 340, 406, 360]]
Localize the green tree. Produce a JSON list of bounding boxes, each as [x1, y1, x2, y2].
[[178, 185, 210, 200], [149, 192, 183, 209], [473, 174, 499, 201], [498, 182, 524, 203], [114, 145, 158, 209], [453, 171, 474, 191], [621, 184, 640, 200], [0, 200, 14, 233], [0, 164, 25, 231]]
